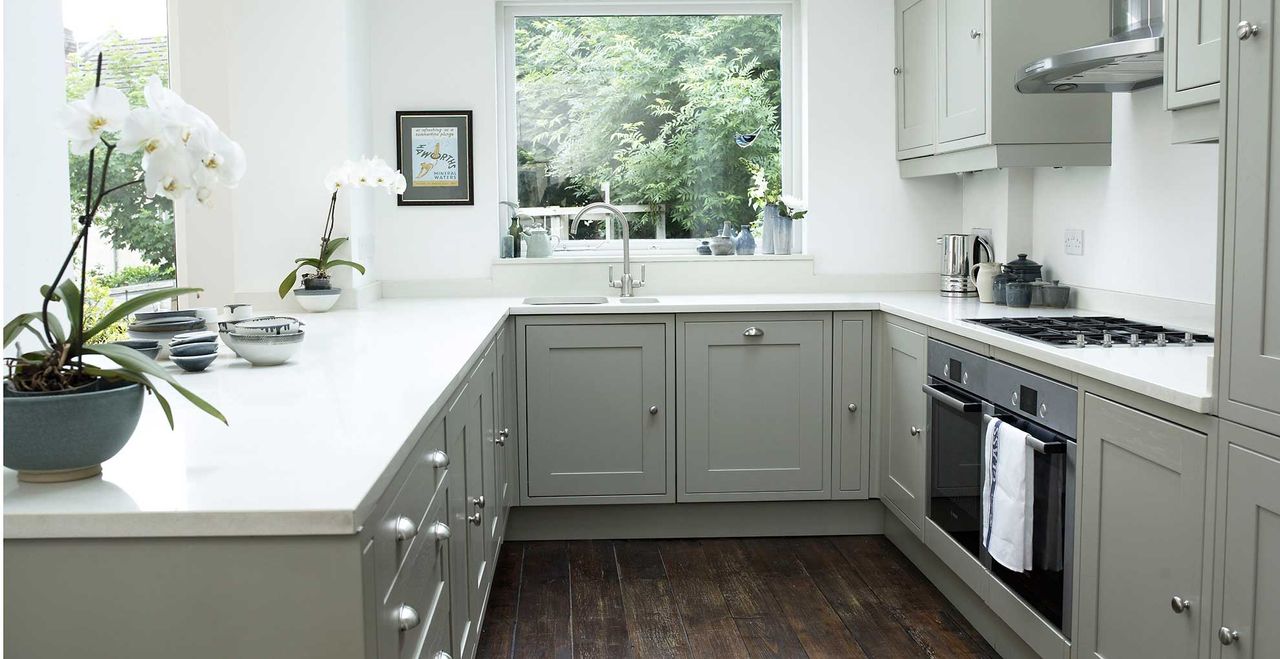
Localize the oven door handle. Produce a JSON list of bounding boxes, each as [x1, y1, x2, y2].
[[922, 382, 983, 414], [989, 413, 1069, 454]]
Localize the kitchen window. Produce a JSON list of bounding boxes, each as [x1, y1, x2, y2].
[[499, 2, 800, 256]]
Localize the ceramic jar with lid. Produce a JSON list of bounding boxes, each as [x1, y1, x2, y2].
[[992, 271, 1012, 304], [1043, 280, 1071, 308], [1003, 253, 1043, 283]]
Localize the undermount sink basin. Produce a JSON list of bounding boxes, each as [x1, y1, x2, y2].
[[619, 297, 660, 304], [521, 296, 608, 305]]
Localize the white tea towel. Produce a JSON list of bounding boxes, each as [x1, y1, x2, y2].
[[981, 417, 1035, 572]]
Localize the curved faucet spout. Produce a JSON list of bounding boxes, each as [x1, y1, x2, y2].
[[572, 202, 643, 297]]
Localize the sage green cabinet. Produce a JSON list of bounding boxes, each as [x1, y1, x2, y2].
[[519, 318, 675, 504], [1218, 0, 1280, 436], [896, 0, 939, 155], [834, 313, 873, 499], [1169, 0, 1223, 109], [1212, 421, 1280, 659], [1077, 394, 1212, 659], [937, 0, 986, 143], [678, 314, 832, 501], [881, 318, 928, 538]]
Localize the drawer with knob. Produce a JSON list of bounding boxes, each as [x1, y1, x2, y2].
[[378, 484, 452, 659], [373, 420, 452, 601]]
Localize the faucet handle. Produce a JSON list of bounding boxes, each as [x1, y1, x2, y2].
[[634, 265, 647, 288], [607, 265, 621, 289]]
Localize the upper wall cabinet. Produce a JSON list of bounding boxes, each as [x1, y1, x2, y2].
[[1167, 0, 1224, 143], [1217, 0, 1280, 437], [894, 0, 1113, 177]]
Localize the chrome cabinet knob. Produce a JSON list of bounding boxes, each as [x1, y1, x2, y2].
[[467, 512, 483, 526], [494, 434, 506, 446], [471, 495, 486, 509], [393, 515, 418, 541], [427, 450, 449, 469], [649, 405, 659, 415], [970, 28, 982, 39], [434, 653, 453, 659], [910, 426, 922, 437], [1218, 626, 1240, 645], [395, 604, 420, 631], [1238, 20, 1261, 40], [428, 521, 451, 540], [1170, 596, 1192, 614], [743, 326, 765, 337], [893, 66, 902, 75], [848, 403, 858, 413]]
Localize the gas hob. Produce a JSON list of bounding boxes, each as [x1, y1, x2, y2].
[[965, 316, 1214, 348]]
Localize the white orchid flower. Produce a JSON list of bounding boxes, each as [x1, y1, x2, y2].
[[143, 76, 184, 113], [60, 86, 130, 154], [779, 195, 807, 212], [117, 108, 172, 155], [143, 146, 196, 201], [389, 172, 407, 195], [186, 129, 246, 188], [323, 164, 352, 193]]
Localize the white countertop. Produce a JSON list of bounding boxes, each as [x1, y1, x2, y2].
[[4, 292, 1214, 539]]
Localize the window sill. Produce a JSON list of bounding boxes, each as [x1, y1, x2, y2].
[[492, 253, 813, 266]]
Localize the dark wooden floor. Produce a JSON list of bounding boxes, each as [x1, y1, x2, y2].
[[476, 536, 999, 659]]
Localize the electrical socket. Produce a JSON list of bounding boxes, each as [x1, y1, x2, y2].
[[1064, 228, 1084, 256]]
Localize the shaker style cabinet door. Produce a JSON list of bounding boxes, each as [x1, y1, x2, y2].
[[881, 319, 928, 537], [1169, 0, 1224, 107], [444, 367, 485, 659], [937, 0, 986, 143], [896, 0, 939, 155], [1213, 422, 1280, 659], [1076, 395, 1210, 659], [522, 321, 673, 503], [1219, 0, 1280, 435], [834, 314, 873, 499], [678, 315, 831, 500]]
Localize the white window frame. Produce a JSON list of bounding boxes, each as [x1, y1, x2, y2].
[[496, 0, 804, 257]]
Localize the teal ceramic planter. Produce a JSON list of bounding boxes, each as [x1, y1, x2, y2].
[[3, 380, 144, 482]]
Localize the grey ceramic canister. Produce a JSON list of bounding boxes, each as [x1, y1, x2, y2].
[[760, 203, 779, 254], [734, 225, 756, 255]]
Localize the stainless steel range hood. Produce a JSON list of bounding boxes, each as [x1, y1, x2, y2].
[[1016, 0, 1163, 94]]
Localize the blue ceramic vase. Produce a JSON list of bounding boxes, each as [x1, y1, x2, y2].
[[734, 225, 756, 255]]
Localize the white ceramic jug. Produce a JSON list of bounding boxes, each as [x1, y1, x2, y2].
[[523, 227, 560, 258], [971, 261, 1000, 303]]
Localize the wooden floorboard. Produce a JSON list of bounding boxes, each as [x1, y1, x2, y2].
[[480, 536, 999, 659]]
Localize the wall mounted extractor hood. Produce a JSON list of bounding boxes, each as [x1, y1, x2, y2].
[[1015, 0, 1163, 94]]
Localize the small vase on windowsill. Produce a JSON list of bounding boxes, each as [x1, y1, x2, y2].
[[761, 203, 780, 254], [771, 216, 793, 255]]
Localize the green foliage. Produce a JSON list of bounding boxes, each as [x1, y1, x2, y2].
[[92, 264, 176, 289], [82, 279, 129, 344], [515, 15, 783, 237], [4, 281, 225, 427], [66, 33, 176, 269], [277, 236, 366, 298]]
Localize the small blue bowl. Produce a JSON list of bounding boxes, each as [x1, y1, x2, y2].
[[169, 341, 219, 358], [110, 339, 161, 360], [171, 353, 217, 373]]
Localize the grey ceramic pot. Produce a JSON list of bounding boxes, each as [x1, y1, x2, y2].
[[1006, 282, 1033, 308], [303, 276, 332, 291], [3, 379, 144, 482]]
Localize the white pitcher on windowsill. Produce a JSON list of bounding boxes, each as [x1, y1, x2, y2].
[[524, 227, 560, 258]]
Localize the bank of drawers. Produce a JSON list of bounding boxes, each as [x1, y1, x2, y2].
[[375, 472, 453, 659]]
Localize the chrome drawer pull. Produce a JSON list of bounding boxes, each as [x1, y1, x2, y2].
[[496, 428, 510, 445], [434, 652, 453, 659], [427, 450, 449, 469], [428, 521, 451, 540], [1170, 596, 1192, 614], [467, 512, 483, 526], [1238, 20, 1261, 40], [395, 604, 420, 631], [1218, 627, 1240, 645], [393, 516, 418, 541], [848, 403, 858, 413], [471, 495, 486, 509], [910, 426, 922, 437], [649, 405, 659, 415], [743, 326, 765, 337]]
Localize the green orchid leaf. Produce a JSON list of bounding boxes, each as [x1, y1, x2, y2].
[[4, 313, 55, 349], [84, 343, 228, 425], [324, 259, 366, 275], [82, 366, 176, 429], [293, 258, 323, 267], [278, 267, 301, 299], [84, 286, 203, 342], [55, 280, 83, 335], [321, 236, 349, 261]]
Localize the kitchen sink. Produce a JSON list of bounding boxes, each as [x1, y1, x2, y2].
[[521, 296, 609, 305]]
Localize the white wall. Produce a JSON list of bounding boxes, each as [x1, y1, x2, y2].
[[1027, 87, 1219, 304], [4, 0, 74, 323], [366, 0, 960, 288]]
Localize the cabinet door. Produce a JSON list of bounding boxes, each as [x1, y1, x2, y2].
[[523, 323, 672, 502], [1077, 395, 1209, 659], [1214, 422, 1280, 659], [1220, 0, 1280, 435], [493, 327, 512, 531], [445, 376, 480, 659], [1170, 0, 1223, 107], [896, 0, 938, 155], [881, 319, 928, 536], [680, 317, 831, 499], [834, 315, 872, 498], [503, 324, 519, 512], [937, 0, 986, 142]]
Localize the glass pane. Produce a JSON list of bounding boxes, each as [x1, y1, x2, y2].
[[514, 15, 782, 242], [63, 0, 175, 324]]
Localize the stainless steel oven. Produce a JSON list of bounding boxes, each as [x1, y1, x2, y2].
[[923, 339, 1076, 637]]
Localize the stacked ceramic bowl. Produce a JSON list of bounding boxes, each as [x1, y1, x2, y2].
[[219, 316, 305, 366], [168, 331, 220, 372], [127, 311, 208, 358]]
